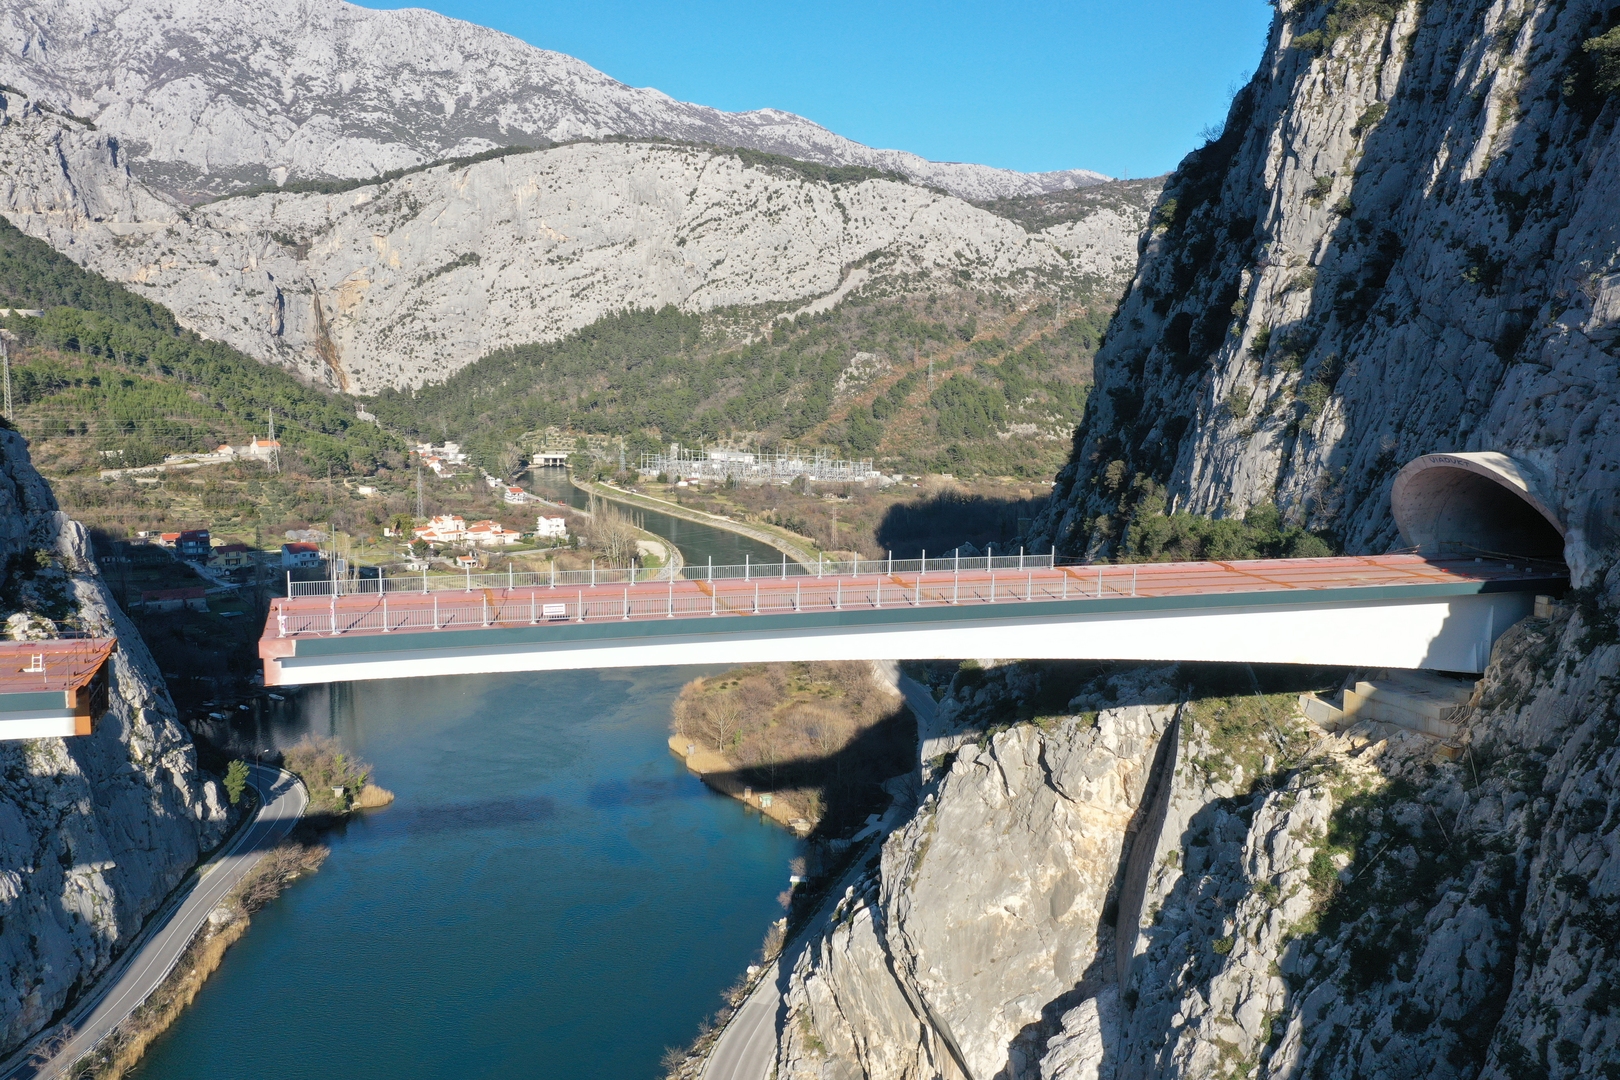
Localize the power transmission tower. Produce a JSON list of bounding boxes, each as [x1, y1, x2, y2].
[[266, 409, 281, 473], [1, 332, 11, 419]]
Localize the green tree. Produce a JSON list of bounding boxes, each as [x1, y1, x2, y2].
[[224, 759, 251, 805]]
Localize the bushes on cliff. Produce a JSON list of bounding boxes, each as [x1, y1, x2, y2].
[[1121, 488, 1336, 562]]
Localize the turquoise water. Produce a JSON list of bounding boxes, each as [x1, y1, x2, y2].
[[129, 667, 802, 1080]]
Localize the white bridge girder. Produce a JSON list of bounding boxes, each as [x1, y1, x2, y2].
[[265, 591, 1536, 687]]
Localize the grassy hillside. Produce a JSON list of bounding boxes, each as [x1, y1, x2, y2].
[[366, 288, 1111, 480]]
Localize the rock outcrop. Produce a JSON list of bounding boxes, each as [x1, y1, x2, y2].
[[0, 94, 1153, 392], [1026, 0, 1620, 582], [0, 0, 1107, 203], [782, 596, 1620, 1079], [0, 429, 230, 1058], [774, 3, 1620, 1077]]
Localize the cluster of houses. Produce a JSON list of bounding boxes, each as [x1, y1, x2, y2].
[[415, 441, 469, 478], [410, 515, 522, 546]]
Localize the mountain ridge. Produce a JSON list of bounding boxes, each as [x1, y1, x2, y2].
[[0, 0, 1109, 203]]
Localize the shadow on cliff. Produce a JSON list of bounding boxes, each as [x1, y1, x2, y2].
[[988, 663, 1347, 1080], [874, 489, 1050, 559], [684, 699, 918, 841]]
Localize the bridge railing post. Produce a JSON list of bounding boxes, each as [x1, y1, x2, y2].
[[382, 594, 390, 632], [577, 590, 584, 622], [422, 567, 428, 595], [990, 572, 996, 603], [1097, 567, 1103, 599], [1132, 566, 1138, 596]]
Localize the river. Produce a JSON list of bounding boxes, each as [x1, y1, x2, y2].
[[129, 477, 799, 1080], [526, 469, 791, 573]]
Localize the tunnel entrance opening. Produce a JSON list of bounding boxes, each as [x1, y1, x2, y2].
[[1391, 452, 1566, 562]]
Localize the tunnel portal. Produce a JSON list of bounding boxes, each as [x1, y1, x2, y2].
[[1391, 452, 1566, 561]]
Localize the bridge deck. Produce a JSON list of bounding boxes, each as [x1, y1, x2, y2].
[[259, 555, 1565, 685]]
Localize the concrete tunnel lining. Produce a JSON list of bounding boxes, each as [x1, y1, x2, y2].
[[1391, 452, 1566, 560]]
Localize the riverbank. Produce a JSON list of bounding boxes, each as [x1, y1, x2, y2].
[[572, 478, 820, 571], [666, 736, 810, 834]]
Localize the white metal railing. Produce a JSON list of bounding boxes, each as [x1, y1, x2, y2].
[[285, 553, 1058, 599], [271, 558, 1128, 639]]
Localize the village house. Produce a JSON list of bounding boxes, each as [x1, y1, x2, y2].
[[464, 520, 520, 546], [209, 543, 254, 571], [413, 515, 467, 543], [503, 486, 531, 504], [280, 542, 323, 569], [175, 530, 212, 562], [536, 516, 568, 541]]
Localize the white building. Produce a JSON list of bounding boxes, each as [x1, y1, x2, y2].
[[536, 516, 568, 540], [465, 520, 520, 546], [413, 515, 467, 543]]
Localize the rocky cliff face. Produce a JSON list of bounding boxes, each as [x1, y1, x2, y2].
[[0, 429, 229, 1058], [1026, 0, 1620, 583], [0, 0, 1107, 203], [0, 94, 1152, 393], [782, 595, 1620, 1079], [775, 2, 1620, 1077]]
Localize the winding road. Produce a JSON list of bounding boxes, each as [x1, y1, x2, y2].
[[1, 763, 307, 1080]]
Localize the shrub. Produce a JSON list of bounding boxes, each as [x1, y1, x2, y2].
[[1213, 936, 1235, 955], [1351, 101, 1388, 137], [1249, 324, 1273, 358], [223, 759, 250, 805], [1306, 176, 1335, 204], [1587, 26, 1620, 97]]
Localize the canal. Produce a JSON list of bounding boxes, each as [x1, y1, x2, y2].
[[129, 480, 801, 1080]]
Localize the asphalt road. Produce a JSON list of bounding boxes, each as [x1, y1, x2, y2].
[[1, 764, 307, 1080], [702, 675, 937, 1080]]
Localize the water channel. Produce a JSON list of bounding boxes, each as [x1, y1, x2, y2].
[[130, 475, 798, 1080]]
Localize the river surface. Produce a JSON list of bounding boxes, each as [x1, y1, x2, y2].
[[130, 479, 801, 1080], [526, 469, 787, 572]]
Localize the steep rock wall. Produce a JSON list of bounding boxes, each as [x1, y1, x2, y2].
[[783, 587, 1620, 1079], [0, 96, 1150, 393], [1027, 0, 1620, 582], [0, 429, 229, 1058]]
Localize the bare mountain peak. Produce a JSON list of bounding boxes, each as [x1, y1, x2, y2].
[[0, 0, 1109, 201]]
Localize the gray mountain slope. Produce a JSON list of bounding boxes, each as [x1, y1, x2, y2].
[[0, 0, 1108, 202]]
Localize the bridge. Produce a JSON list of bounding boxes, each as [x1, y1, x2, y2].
[[257, 553, 1563, 686], [257, 451, 1572, 688]]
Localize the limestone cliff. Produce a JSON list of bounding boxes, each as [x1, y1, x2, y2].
[[0, 429, 229, 1058], [1026, 0, 1620, 583], [0, 93, 1152, 393], [774, 3, 1620, 1077]]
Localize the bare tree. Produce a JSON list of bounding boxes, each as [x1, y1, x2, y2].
[[586, 503, 641, 568]]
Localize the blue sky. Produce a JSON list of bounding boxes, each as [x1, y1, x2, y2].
[[357, 1, 1274, 179]]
